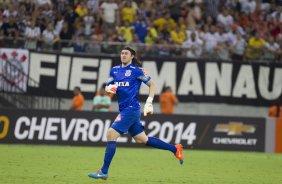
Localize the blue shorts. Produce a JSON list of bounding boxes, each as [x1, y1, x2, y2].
[[111, 108, 144, 137]]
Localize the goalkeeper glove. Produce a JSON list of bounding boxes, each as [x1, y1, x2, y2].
[[105, 84, 118, 94], [144, 97, 153, 116]]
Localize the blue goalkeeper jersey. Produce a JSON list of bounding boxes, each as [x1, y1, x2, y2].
[[106, 63, 151, 111]]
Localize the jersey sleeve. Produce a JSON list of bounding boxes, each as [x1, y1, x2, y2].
[[106, 69, 115, 86], [136, 67, 151, 84]]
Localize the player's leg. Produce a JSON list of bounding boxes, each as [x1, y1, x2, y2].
[[133, 132, 176, 153], [89, 110, 137, 179], [101, 128, 120, 174], [130, 124, 184, 164], [88, 128, 120, 180]]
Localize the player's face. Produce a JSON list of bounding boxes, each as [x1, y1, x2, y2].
[[120, 50, 134, 65]]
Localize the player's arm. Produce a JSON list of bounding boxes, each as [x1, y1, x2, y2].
[[146, 79, 157, 99], [144, 79, 157, 116], [105, 69, 118, 94], [136, 68, 157, 116], [136, 67, 156, 116]]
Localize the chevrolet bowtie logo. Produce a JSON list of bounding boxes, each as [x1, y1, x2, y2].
[[214, 122, 255, 135]]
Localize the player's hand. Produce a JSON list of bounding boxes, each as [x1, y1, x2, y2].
[[144, 97, 153, 116], [105, 84, 118, 94]]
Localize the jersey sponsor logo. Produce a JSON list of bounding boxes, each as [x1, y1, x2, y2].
[[125, 70, 131, 77], [114, 82, 130, 87]]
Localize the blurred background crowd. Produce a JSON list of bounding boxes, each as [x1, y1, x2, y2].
[[1, 0, 282, 62]]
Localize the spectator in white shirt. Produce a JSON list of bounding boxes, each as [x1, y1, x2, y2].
[[100, 0, 119, 30], [217, 9, 234, 31], [182, 31, 203, 58], [186, 28, 200, 40], [222, 28, 236, 46], [263, 35, 280, 60], [216, 26, 227, 44], [240, 0, 256, 15], [216, 41, 231, 61], [83, 10, 95, 39], [260, 0, 271, 11], [54, 13, 64, 35], [36, 0, 52, 7], [202, 25, 219, 58], [2, 4, 18, 17], [231, 32, 246, 61], [87, 0, 100, 14], [271, 9, 282, 23], [41, 3, 54, 23], [24, 21, 41, 50], [41, 23, 59, 51]]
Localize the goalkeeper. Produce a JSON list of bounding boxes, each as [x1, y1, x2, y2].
[[88, 46, 184, 180]]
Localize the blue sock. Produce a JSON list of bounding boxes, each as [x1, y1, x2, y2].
[[101, 141, 116, 174], [146, 137, 176, 154]]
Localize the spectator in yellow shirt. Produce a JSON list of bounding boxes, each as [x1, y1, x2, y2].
[[146, 20, 158, 38], [246, 32, 266, 59], [145, 29, 157, 45], [118, 20, 134, 42], [154, 12, 176, 31], [178, 17, 187, 32], [75, 2, 88, 17], [145, 22, 158, 44], [249, 35, 265, 49], [170, 25, 186, 45], [121, 1, 136, 23]]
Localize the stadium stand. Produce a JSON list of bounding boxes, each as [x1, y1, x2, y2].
[[0, 0, 281, 62]]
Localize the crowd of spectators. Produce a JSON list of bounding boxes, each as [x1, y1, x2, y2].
[[1, 0, 282, 62]]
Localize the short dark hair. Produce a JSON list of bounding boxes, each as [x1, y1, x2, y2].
[[162, 86, 171, 92], [74, 86, 81, 91]]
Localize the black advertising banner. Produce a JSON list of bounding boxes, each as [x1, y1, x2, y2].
[[0, 109, 265, 152], [144, 113, 265, 152], [26, 51, 282, 106]]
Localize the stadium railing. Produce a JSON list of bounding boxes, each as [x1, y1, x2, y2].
[[1, 36, 280, 63]]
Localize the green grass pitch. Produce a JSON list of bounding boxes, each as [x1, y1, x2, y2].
[[1, 144, 282, 184]]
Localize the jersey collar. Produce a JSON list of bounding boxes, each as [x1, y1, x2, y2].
[[121, 63, 133, 68]]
